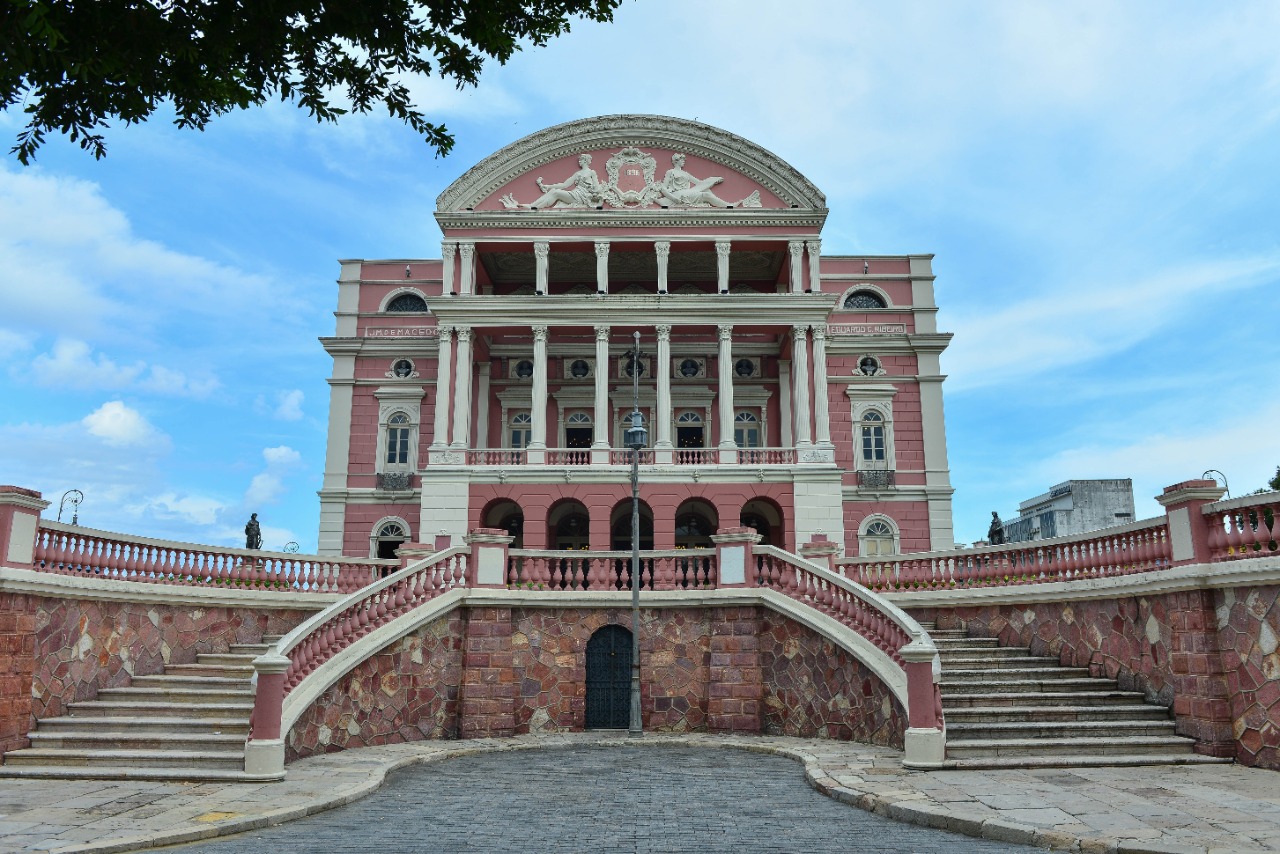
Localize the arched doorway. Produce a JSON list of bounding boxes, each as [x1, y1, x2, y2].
[[482, 499, 524, 548], [371, 519, 409, 560], [547, 501, 590, 550], [740, 498, 784, 547], [674, 499, 717, 548], [610, 500, 654, 551], [585, 625, 632, 729]]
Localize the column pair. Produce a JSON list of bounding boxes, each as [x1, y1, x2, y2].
[[441, 241, 476, 295], [790, 324, 833, 459]]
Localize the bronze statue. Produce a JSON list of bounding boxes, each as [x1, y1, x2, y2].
[[245, 513, 263, 550], [987, 511, 1005, 545]]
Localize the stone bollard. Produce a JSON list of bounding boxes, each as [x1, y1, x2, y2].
[[465, 528, 514, 587], [710, 527, 762, 587], [0, 487, 49, 571], [899, 639, 946, 767], [798, 533, 841, 571], [244, 653, 291, 779]]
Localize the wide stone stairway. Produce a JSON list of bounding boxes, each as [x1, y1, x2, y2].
[[0, 637, 281, 781], [921, 623, 1233, 769]]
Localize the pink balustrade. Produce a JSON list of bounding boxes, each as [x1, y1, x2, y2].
[[609, 449, 655, 464], [275, 547, 470, 694], [842, 517, 1173, 592], [546, 449, 591, 465], [30, 521, 388, 593], [506, 549, 716, 591], [1203, 493, 1280, 562], [737, 448, 796, 464], [675, 449, 717, 465], [467, 449, 526, 465]]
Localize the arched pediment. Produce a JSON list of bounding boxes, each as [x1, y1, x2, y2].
[[436, 115, 826, 213]]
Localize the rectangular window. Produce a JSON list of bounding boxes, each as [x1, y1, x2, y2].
[[386, 428, 409, 464], [861, 426, 885, 462]]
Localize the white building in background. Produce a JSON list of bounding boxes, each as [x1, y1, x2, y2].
[[1002, 479, 1135, 543]]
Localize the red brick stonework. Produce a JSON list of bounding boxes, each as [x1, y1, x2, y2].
[[287, 612, 464, 761], [0, 594, 36, 755], [912, 585, 1280, 766], [760, 611, 906, 747]]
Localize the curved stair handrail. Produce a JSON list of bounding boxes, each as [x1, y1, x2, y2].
[[754, 545, 945, 766]]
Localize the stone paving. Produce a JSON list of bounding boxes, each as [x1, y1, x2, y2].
[[0, 733, 1276, 853]]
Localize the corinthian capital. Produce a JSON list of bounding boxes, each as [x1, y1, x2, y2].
[[594, 241, 610, 258], [532, 326, 549, 342]]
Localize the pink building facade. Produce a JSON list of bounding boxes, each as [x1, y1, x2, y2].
[[317, 116, 954, 560]]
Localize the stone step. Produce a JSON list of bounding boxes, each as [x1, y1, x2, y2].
[[0, 764, 275, 782], [940, 753, 1233, 771], [66, 700, 254, 719], [39, 716, 250, 735], [130, 674, 251, 690], [940, 667, 1094, 683], [933, 637, 1001, 647], [943, 704, 1171, 723], [946, 719, 1179, 740], [942, 690, 1150, 708], [229, 642, 274, 654], [96, 687, 253, 704], [945, 735, 1197, 759], [1, 747, 245, 770], [164, 663, 255, 679], [935, 646, 1030, 659], [940, 656, 1067, 670], [27, 731, 245, 752], [940, 677, 1119, 695], [194, 653, 260, 667]]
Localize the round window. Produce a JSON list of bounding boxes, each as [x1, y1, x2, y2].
[[734, 358, 756, 377], [624, 359, 647, 378], [515, 359, 534, 378], [393, 359, 414, 378], [679, 358, 700, 377], [570, 359, 590, 378]]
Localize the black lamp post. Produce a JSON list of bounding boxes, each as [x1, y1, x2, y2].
[[624, 331, 648, 737]]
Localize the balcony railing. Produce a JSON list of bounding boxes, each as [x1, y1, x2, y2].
[[609, 449, 655, 465], [546, 449, 591, 466], [466, 449, 526, 465], [856, 469, 896, 488], [737, 448, 796, 464], [674, 448, 718, 465]]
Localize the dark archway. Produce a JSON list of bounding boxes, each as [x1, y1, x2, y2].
[[674, 499, 718, 549], [610, 499, 654, 551], [482, 499, 524, 548], [547, 500, 590, 550], [740, 498, 785, 547], [585, 625, 633, 729]]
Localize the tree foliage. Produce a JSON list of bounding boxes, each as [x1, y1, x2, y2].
[[1270, 466, 1280, 493], [1, 0, 621, 163]]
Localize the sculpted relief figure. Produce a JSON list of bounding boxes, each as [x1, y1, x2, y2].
[[499, 149, 763, 210], [502, 154, 603, 209]]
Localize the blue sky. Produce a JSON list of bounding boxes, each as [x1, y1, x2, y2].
[[1, 0, 1277, 551]]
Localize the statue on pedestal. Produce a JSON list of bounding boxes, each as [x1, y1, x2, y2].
[[245, 513, 263, 550], [987, 511, 1005, 545]]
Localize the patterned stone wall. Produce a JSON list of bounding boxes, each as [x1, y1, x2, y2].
[[0, 594, 36, 755], [287, 612, 464, 761], [759, 611, 906, 747], [1216, 585, 1280, 769], [913, 584, 1280, 768]]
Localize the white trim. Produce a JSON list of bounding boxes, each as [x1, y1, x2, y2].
[[369, 515, 413, 559], [377, 287, 431, 314], [858, 514, 901, 557], [373, 387, 424, 474]]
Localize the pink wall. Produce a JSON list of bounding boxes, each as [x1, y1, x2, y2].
[[843, 501, 933, 556]]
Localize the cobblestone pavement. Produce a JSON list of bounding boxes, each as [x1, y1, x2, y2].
[[160, 745, 1031, 854], [0, 733, 1277, 854]]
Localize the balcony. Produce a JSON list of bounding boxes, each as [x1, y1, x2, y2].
[[451, 447, 802, 467]]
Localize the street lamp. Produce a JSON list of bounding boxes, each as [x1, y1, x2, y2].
[[57, 489, 84, 525], [1203, 470, 1230, 500], [625, 331, 648, 737]]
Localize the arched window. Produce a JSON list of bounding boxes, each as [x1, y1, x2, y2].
[[734, 411, 760, 448], [843, 289, 887, 310], [385, 292, 429, 313], [509, 411, 532, 449], [370, 518, 410, 562], [859, 517, 899, 557], [565, 411, 593, 449], [386, 412, 411, 465], [567, 412, 592, 425], [676, 410, 704, 449], [860, 410, 886, 467]]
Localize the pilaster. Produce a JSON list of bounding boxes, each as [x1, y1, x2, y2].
[[654, 324, 674, 463], [717, 324, 737, 461], [450, 327, 473, 449], [654, 241, 670, 294], [428, 327, 453, 454]]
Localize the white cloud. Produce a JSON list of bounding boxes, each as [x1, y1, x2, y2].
[[244, 472, 285, 506], [263, 445, 302, 467], [273, 389, 305, 421], [81, 401, 166, 448], [0, 329, 33, 360], [143, 492, 227, 526], [27, 338, 220, 397]]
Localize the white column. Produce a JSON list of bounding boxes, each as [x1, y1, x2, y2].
[[441, 243, 456, 296], [716, 241, 731, 293], [655, 241, 670, 294], [779, 360, 793, 449], [806, 239, 821, 293], [528, 326, 548, 463], [429, 327, 453, 451], [534, 242, 549, 295], [717, 325, 736, 462], [811, 324, 834, 457], [592, 325, 611, 463], [458, 242, 475, 296], [655, 324, 673, 463], [450, 327, 473, 448], [475, 362, 491, 449], [788, 241, 804, 294], [791, 325, 812, 449], [595, 241, 609, 295]]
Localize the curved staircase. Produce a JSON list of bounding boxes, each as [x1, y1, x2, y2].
[[922, 623, 1232, 769], [0, 637, 281, 781]]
